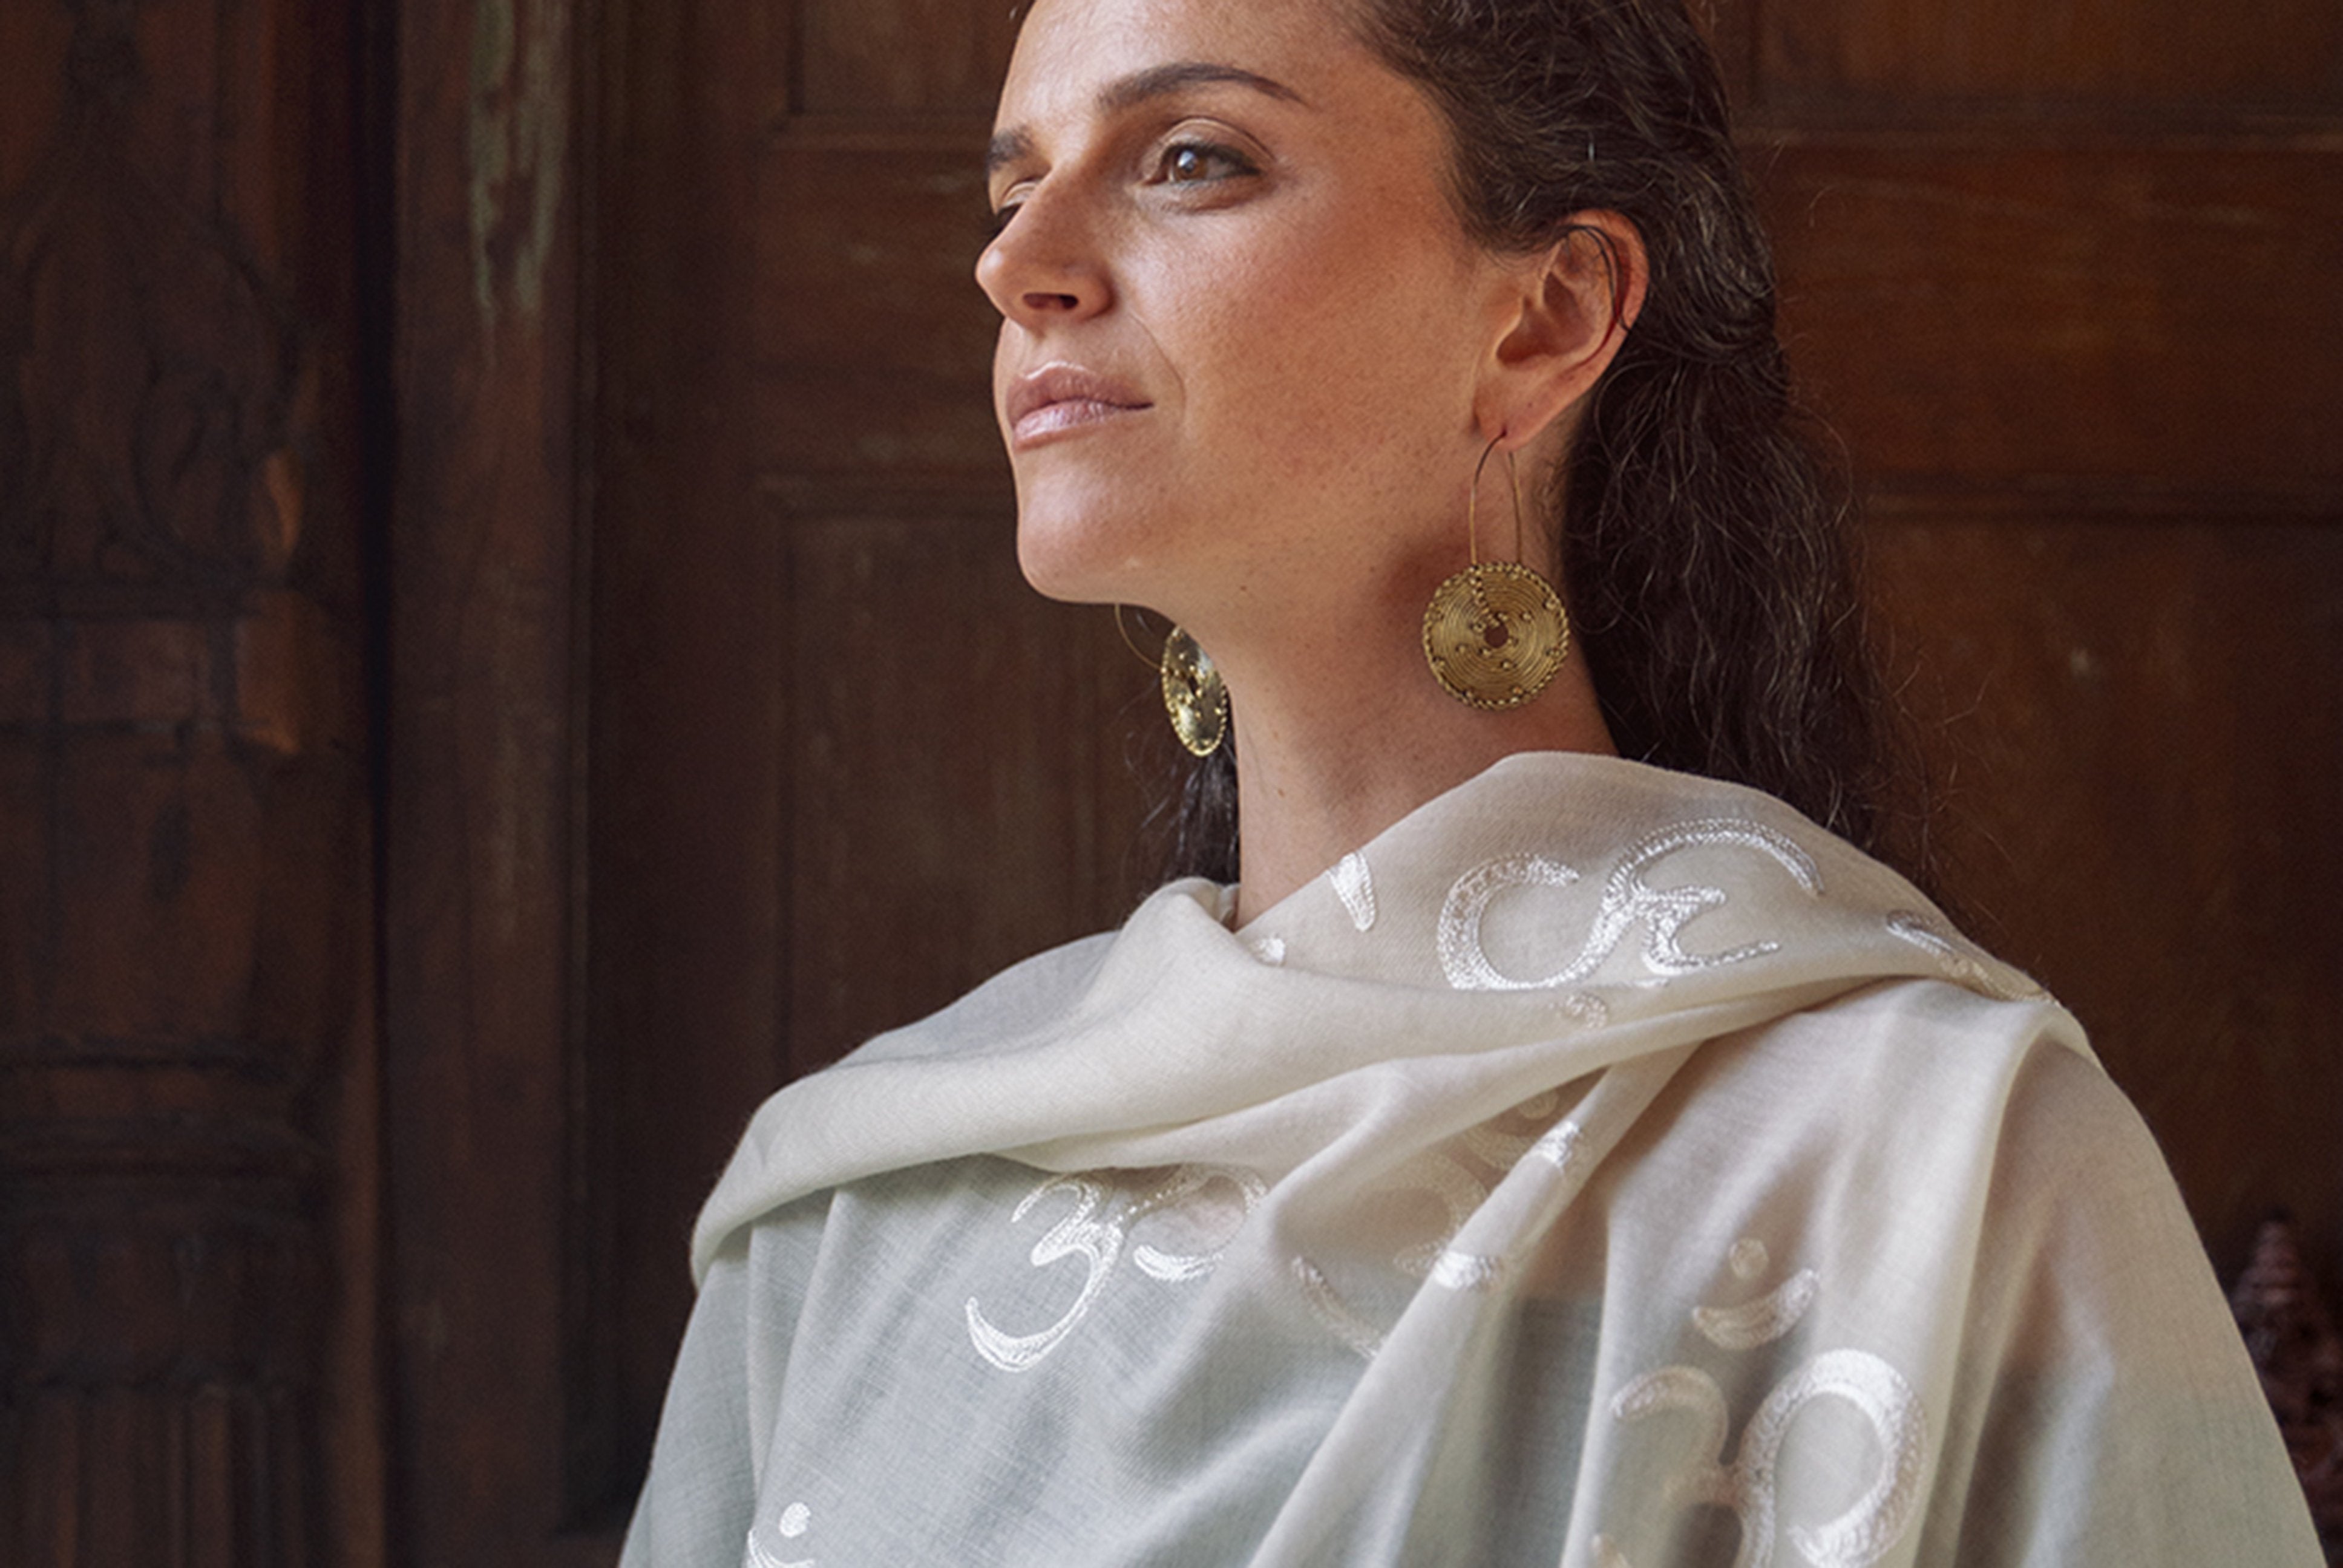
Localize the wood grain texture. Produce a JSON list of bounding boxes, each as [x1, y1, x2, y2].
[[381, 0, 591, 1558], [796, 0, 1020, 116], [0, 0, 375, 1559], [589, 0, 794, 1517], [1762, 140, 2343, 502], [1869, 517, 2343, 1289], [753, 135, 1003, 482], [785, 508, 1158, 1075], [1757, 0, 2343, 114]]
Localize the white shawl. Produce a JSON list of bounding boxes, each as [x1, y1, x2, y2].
[[629, 753, 2319, 1567]]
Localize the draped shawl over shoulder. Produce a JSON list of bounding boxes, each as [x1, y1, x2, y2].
[[630, 754, 2318, 1568]]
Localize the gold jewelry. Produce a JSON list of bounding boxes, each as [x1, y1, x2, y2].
[[1161, 625, 1229, 756], [1422, 443, 1570, 711]]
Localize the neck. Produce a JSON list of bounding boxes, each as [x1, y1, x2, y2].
[[1223, 631, 1614, 927]]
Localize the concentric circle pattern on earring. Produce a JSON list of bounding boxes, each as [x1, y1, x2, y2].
[[1423, 561, 1570, 711]]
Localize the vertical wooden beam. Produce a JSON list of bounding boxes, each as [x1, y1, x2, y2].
[[0, 0, 378, 1561], [381, 0, 602, 1560], [585, 0, 791, 1515]]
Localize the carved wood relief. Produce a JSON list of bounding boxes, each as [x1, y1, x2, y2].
[[0, 0, 368, 1560], [2234, 1216, 2343, 1558]]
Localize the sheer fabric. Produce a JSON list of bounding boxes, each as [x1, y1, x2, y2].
[[626, 754, 2318, 1566]]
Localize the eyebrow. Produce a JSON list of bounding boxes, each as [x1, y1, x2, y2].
[[986, 61, 1307, 177]]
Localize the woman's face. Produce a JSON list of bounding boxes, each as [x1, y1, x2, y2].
[[979, 0, 1524, 640]]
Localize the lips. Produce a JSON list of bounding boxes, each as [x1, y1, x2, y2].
[[1006, 363, 1152, 448]]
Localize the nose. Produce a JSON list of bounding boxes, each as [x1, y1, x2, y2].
[[976, 190, 1112, 329]]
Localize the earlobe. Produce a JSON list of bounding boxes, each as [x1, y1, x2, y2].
[[1478, 212, 1648, 448]]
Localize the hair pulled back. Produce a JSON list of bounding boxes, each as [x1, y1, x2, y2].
[[1159, 0, 1912, 887]]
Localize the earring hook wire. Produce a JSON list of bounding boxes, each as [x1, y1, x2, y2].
[[1113, 604, 1162, 672], [1469, 437, 1529, 569]]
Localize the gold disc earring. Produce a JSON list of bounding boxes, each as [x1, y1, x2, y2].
[[1161, 625, 1230, 756], [1421, 442, 1570, 711]]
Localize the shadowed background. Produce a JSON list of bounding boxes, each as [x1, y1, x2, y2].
[[1, 0, 2337, 1561]]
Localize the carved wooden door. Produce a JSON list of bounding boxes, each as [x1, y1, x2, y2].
[[1, 0, 375, 1560]]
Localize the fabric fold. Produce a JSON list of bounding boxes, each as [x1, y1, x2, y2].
[[627, 753, 2318, 1568], [694, 753, 2044, 1281]]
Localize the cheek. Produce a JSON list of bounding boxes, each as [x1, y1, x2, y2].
[[1160, 209, 1482, 462]]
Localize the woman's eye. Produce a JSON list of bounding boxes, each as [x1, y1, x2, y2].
[[1157, 142, 1255, 186]]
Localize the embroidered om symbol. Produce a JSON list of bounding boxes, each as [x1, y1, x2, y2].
[[1607, 1350, 1926, 1568], [1598, 1243, 1928, 1568], [966, 1165, 1265, 1373], [1438, 821, 1822, 992]]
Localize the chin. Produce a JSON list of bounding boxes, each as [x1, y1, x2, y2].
[[1011, 491, 1162, 607], [1014, 530, 1127, 607]]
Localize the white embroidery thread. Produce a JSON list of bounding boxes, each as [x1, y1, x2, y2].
[[1694, 1267, 1821, 1352], [1294, 1255, 1386, 1360], [1606, 1251, 1928, 1568], [1394, 1098, 1576, 1276], [1611, 1350, 1925, 1568], [1391, 1149, 1505, 1277], [1440, 822, 1822, 991], [1429, 1248, 1508, 1293], [967, 1175, 1121, 1373], [968, 1165, 1265, 1372], [1331, 851, 1378, 932], [744, 1501, 815, 1568], [1131, 1165, 1270, 1282], [1558, 990, 1611, 1027], [1437, 854, 1581, 990], [1529, 1119, 1584, 1171], [1885, 911, 2040, 1001], [1301, 1112, 1586, 1351], [1461, 1089, 1562, 1167]]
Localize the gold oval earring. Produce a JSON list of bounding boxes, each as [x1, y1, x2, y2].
[[1161, 625, 1229, 756], [1421, 442, 1570, 711]]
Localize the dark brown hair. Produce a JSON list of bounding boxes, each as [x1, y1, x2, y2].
[[1155, 0, 1917, 888]]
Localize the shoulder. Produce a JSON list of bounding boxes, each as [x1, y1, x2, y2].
[[1643, 976, 2102, 1175], [1611, 977, 2209, 1360], [1709, 979, 2178, 1235]]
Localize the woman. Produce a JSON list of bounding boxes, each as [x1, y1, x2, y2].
[[624, 0, 2319, 1562]]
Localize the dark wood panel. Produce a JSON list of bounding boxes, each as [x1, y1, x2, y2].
[[1763, 142, 2343, 501], [382, 0, 595, 1560], [0, 5, 71, 191], [797, 0, 1020, 117], [1869, 517, 2343, 1291], [0, 1, 306, 221], [755, 365, 1008, 485], [753, 142, 1001, 479], [786, 509, 1160, 1075], [591, 0, 801, 1523], [1757, 0, 2343, 114], [0, 0, 373, 1558]]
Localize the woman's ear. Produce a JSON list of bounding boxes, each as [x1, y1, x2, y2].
[[1476, 212, 1649, 448]]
